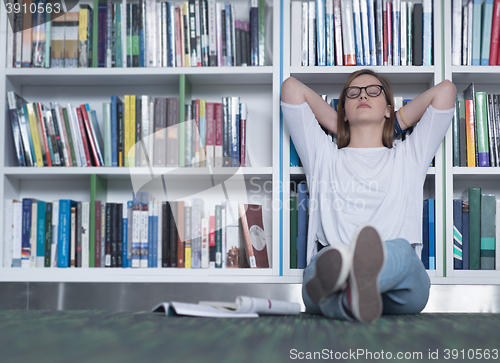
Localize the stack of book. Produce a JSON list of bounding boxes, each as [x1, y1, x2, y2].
[[452, 83, 500, 167], [453, 188, 500, 270], [289, 183, 437, 270], [6, 0, 267, 68], [7, 92, 249, 168], [452, 0, 500, 66], [2, 192, 270, 269], [290, 0, 433, 67]]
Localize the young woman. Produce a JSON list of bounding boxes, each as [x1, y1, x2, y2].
[[281, 69, 456, 322]]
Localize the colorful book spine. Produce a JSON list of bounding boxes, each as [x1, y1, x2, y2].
[[489, 0, 500, 65], [453, 199, 463, 269], [480, 194, 496, 270], [325, 0, 334, 66], [429, 198, 435, 270], [341, 0, 356, 65], [316, 0, 326, 66], [474, 92, 490, 167], [422, 199, 429, 269]]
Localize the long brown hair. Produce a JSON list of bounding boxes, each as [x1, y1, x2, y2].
[[336, 69, 395, 149]]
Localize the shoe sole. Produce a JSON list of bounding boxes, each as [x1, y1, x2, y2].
[[349, 225, 385, 323], [306, 247, 348, 305]]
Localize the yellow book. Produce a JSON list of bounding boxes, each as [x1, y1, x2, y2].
[[130, 95, 136, 167], [465, 99, 476, 167], [78, 9, 88, 41], [199, 99, 206, 167], [26, 103, 44, 167], [184, 241, 192, 268], [124, 95, 130, 167], [183, 2, 191, 67]]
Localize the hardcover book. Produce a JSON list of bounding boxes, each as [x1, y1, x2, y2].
[[238, 204, 269, 268]]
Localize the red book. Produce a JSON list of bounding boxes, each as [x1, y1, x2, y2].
[[492, 0, 500, 65], [206, 102, 215, 166], [214, 102, 223, 167], [386, 1, 392, 66], [75, 107, 92, 166], [95, 200, 102, 267], [80, 105, 101, 166], [238, 204, 269, 268], [36, 103, 52, 167], [209, 214, 215, 266], [383, 2, 388, 65]]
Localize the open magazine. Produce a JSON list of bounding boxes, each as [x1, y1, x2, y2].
[[152, 296, 301, 318]]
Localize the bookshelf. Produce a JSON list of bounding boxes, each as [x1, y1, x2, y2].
[[282, 0, 448, 281], [0, 0, 284, 283], [2, 0, 500, 287]]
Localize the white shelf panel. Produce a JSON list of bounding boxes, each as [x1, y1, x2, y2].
[[290, 166, 436, 176], [290, 66, 436, 84], [452, 167, 500, 180], [452, 66, 500, 84], [0, 267, 274, 283], [5, 67, 274, 87], [3, 166, 274, 180]]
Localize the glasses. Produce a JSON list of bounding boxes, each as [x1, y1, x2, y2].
[[344, 85, 385, 99]]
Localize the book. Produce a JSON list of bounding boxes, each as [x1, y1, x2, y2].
[[463, 187, 481, 270], [238, 204, 269, 268], [152, 296, 301, 318], [480, 194, 496, 270], [453, 199, 464, 269]]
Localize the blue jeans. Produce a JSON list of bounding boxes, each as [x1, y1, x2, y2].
[[302, 239, 431, 320]]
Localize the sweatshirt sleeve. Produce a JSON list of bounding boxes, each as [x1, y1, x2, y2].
[[281, 101, 336, 176]]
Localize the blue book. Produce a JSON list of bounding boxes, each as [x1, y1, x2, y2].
[[290, 139, 299, 167], [353, 0, 365, 65], [462, 201, 470, 270], [453, 199, 464, 269], [422, 199, 429, 269], [148, 206, 154, 267], [140, 192, 149, 268], [110, 96, 123, 167], [168, 2, 176, 67], [316, 0, 326, 66], [429, 198, 435, 270], [153, 204, 158, 268], [250, 0, 259, 66], [36, 200, 46, 268], [225, 1, 233, 66], [325, 0, 334, 66], [422, 0, 433, 65], [360, 0, 371, 65], [375, 0, 383, 65], [122, 202, 128, 268], [98, 2, 107, 67], [367, 0, 377, 65], [139, 2, 145, 67], [57, 199, 77, 268], [21, 198, 38, 268], [297, 183, 307, 269], [471, 0, 482, 65], [481, 0, 494, 65]]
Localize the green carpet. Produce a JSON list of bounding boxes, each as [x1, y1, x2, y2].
[[1, 311, 499, 363]]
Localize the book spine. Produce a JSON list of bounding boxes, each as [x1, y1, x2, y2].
[[367, 0, 377, 65], [258, 0, 265, 65], [490, 0, 500, 65], [487, 94, 498, 167], [471, 0, 482, 65], [76, 202, 82, 267], [341, 0, 356, 65], [400, 1, 407, 66], [36, 201, 46, 268], [422, 0, 432, 65], [453, 199, 463, 269], [360, 0, 371, 66], [462, 198, 470, 269], [231, 97, 240, 167], [480, 194, 496, 270], [95, 200, 101, 267], [239, 103, 247, 167], [474, 92, 490, 167], [317, 0, 326, 66], [422, 200, 429, 269], [333, 0, 343, 66], [468, 0, 473, 65]]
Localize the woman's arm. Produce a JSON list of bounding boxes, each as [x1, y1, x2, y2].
[[396, 80, 457, 132], [281, 76, 338, 134]]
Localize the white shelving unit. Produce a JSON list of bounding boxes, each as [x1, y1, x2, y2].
[[443, 0, 500, 284], [0, 0, 284, 283], [281, 0, 447, 282]]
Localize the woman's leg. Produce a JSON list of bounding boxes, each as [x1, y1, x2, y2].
[[301, 243, 352, 319], [379, 239, 431, 315]]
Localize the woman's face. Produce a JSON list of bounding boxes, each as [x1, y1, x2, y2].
[[343, 74, 391, 127]]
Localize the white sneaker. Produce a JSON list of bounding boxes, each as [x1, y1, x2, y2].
[[346, 224, 386, 323], [305, 244, 351, 305]]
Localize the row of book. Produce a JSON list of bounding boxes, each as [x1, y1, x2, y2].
[[290, 0, 433, 67], [452, 83, 500, 167], [453, 188, 500, 270], [289, 184, 437, 269], [452, 0, 500, 66], [8, 92, 250, 168], [6, 0, 267, 68], [2, 192, 270, 269]]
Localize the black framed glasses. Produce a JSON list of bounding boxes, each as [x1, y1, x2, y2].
[[344, 85, 385, 99]]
